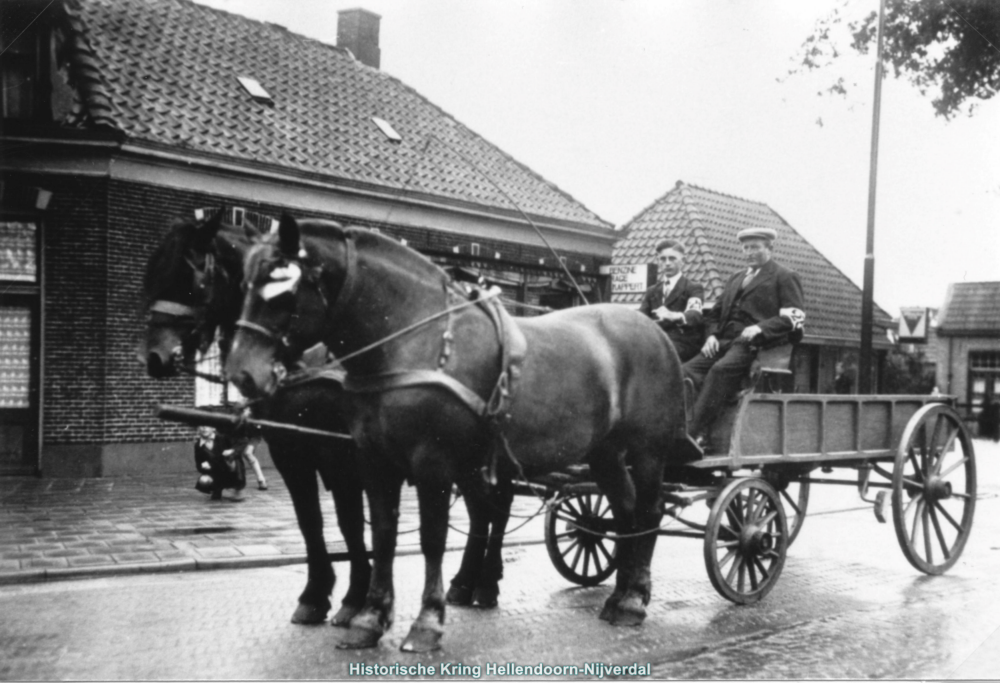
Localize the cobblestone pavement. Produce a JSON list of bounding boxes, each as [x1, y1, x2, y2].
[[2, 480, 1000, 680], [0, 471, 551, 585], [1, 441, 998, 679]]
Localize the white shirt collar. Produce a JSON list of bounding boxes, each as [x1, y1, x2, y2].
[[662, 273, 682, 292]]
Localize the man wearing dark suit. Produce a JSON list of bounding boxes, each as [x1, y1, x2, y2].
[[684, 227, 805, 443], [638, 239, 705, 362]]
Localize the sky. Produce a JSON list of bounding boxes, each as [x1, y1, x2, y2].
[[195, 0, 999, 316]]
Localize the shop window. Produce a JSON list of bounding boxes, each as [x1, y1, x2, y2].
[[0, 222, 37, 281], [195, 341, 244, 406], [968, 351, 1000, 414], [0, 307, 31, 408]]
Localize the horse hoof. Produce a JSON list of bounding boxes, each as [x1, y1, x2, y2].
[[605, 594, 646, 627], [445, 583, 474, 606], [400, 625, 443, 653], [336, 626, 383, 650], [330, 604, 362, 628], [472, 585, 499, 609], [290, 603, 328, 625], [599, 593, 622, 622]]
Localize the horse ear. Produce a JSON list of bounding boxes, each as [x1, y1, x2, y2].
[[193, 208, 225, 249], [277, 213, 301, 257]]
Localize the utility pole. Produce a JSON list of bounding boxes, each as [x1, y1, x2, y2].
[[859, 0, 888, 394]]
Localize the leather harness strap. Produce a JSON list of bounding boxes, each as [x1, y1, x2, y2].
[[344, 369, 489, 416], [150, 300, 199, 319]]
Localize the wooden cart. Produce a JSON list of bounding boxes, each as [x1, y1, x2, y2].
[[534, 392, 976, 605]]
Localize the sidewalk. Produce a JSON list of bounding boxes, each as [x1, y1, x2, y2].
[[0, 471, 549, 586], [4, 438, 995, 588]]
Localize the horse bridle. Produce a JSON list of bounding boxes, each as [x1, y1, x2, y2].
[[148, 250, 226, 380], [236, 231, 507, 409], [234, 236, 354, 357]]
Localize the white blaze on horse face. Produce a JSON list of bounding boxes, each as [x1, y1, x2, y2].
[[259, 262, 302, 301]]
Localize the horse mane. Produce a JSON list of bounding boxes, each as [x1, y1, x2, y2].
[[144, 215, 251, 302], [143, 217, 200, 301], [296, 220, 452, 289]]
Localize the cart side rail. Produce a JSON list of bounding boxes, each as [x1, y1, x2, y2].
[[695, 394, 955, 470]]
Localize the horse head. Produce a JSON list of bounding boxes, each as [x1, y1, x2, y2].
[[226, 214, 343, 398], [142, 209, 258, 378], [227, 212, 456, 399]]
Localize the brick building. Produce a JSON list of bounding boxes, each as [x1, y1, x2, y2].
[[933, 282, 1000, 416], [611, 181, 894, 393], [0, 0, 613, 476]]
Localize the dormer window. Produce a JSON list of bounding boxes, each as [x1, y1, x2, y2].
[[1, 3, 48, 120]]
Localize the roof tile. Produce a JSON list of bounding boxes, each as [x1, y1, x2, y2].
[[612, 181, 893, 343], [937, 282, 1000, 335], [65, 0, 610, 231]]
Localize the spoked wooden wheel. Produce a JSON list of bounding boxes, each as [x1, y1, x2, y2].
[[761, 470, 810, 546], [545, 487, 617, 586], [704, 478, 788, 604], [892, 403, 976, 575]]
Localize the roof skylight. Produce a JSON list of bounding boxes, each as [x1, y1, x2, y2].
[[237, 77, 274, 105], [372, 116, 402, 142]]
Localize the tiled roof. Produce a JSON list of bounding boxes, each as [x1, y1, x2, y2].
[[936, 282, 1000, 336], [62, 0, 610, 231], [612, 181, 893, 343]]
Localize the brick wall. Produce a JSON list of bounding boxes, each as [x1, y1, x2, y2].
[[934, 335, 1000, 404], [42, 177, 110, 444], [97, 179, 608, 445]]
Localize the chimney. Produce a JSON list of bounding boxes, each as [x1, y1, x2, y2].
[[337, 8, 381, 69]]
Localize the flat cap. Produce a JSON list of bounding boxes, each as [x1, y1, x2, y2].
[[737, 227, 777, 242]]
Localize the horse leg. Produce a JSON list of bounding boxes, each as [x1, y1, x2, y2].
[[608, 447, 665, 626], [445, 484, 487, 607], [270, 445, 334, 625], [588, 445, 642, 625], [445, 466, 499, 607], [328, 451, 371, 626], [472, 477, 513, 608], [401, 463, 453, 653], [337, 469, 402, 650]]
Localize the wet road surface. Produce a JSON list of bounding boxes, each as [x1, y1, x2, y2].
[[2, 440, 999, 680]]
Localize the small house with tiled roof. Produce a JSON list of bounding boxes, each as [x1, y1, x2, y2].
[[933, 282, 1000, 416], [0, 0, 613, 476], [612, 181, 894, 393]]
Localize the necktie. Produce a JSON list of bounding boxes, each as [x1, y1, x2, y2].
[[741, 268, 757, 289]]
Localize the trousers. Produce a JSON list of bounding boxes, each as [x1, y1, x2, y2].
[[683, 338, 756, 436]]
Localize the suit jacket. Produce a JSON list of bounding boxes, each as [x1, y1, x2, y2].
[[707, 258, 805, 347], [639, 275, 705, 359]]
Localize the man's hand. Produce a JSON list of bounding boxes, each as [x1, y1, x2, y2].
[[701, 335, 719, 358], [739, 324, 762, 343], [654, 306, 684, 323]]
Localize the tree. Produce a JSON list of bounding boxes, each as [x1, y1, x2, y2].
[[882, 347, 937, 394], [788, 0, 1000, 118]]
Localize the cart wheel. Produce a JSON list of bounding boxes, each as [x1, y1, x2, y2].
[[892, 403, 976, 575], [545, 488, 617, 586], [704, 478, 788, 604], [761, 471, 810, 547]]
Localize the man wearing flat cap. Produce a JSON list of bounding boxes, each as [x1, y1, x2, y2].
[[684, 227, 805, 446], [639, 239, 705, 362]]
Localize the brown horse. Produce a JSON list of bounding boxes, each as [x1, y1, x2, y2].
[[142, 210, 371, 625], [225, 215, 689, 652], [142, 210, 510, 623]]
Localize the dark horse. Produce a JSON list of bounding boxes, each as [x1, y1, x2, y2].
[[142, 210, 370, 625], [225, 215, 689, 652], [142, 210, 511, 624]]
